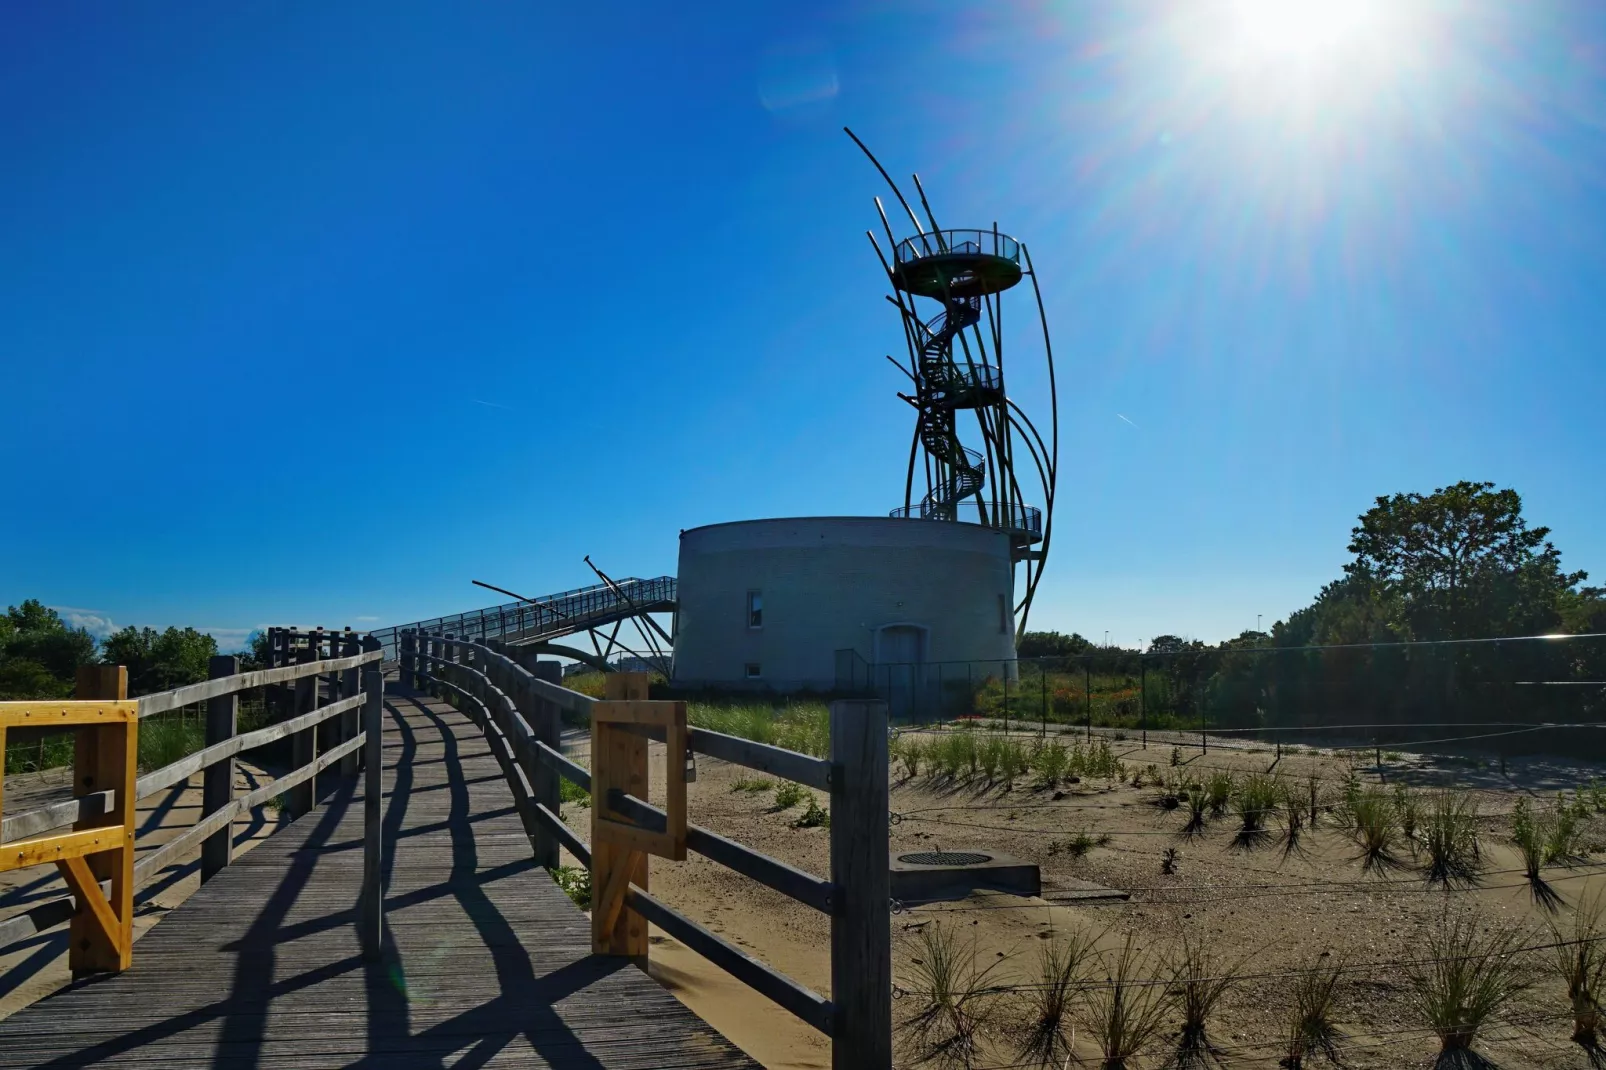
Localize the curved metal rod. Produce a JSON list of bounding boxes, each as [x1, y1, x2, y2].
[[1021, 243, 1060, 560], [846, 128, 927, 239]]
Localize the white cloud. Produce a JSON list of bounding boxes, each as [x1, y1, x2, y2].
[[52, 606, 117, 639]]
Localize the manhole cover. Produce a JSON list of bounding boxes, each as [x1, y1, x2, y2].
[[899, 851, 993, 867]]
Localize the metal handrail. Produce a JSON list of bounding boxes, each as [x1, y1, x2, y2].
[[894, 228, 1021, 265], [888, 500, 1043, 537]]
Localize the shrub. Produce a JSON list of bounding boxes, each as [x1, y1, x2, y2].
[[1349, 788, 1401, 872], [896, 736, 927, 779], [1078, 932, 1175, 1070], [1283, 953, 1344, 1068], [1405, 909, 1528, 1061], [1001, 738, 1032, 781], [1420, 792, 1480, 887], [137, 712, 206, 774], [1305, 768, 1323, 826], [731, 776, 773, 793], [1182, 786, 1209, 838], [792, 796, 829, 828], [772, 781, 808, 810], [900, 922, 1006, 1066], [1549, 891, 1606, 1052], [980, 735, 1004, 781], [1013, 928, 1097, 1069], [1395, 784, 1422, 846]]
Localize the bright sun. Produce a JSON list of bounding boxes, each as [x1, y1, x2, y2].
[[1232, 0, 1389, 62]]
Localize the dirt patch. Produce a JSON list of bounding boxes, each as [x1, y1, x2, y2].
[[564, 728, 1606, 1069]]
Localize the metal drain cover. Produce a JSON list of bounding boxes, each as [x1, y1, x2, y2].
[[898, 851, 993, 867]]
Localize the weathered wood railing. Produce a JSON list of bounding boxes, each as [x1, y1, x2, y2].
[[404, 628, 891, 1070], [0, 629, 388, 970]]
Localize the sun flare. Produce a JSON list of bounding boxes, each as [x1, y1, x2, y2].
[[1233, 0, 1390, 62]]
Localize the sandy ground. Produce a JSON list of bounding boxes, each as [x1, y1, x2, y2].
[[558, 726, 1606, 1070], [0, 760, 293, 1021]]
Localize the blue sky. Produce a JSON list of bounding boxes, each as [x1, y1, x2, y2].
[[3, 1, 1603, 652]]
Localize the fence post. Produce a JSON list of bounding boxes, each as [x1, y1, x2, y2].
[[400, 630, 416, 690], [341, 632, 362, 776], [1141, 658, 1148, 749], [360, 666, 385, 960], [70, 664, 131, 976], [829, 698, 892, 1070], [289, 636, 318, 818], [202, 654, 239, 882], [1085, 661, 1092, 743]]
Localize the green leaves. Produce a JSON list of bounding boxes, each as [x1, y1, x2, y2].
[[0, 598, 97, 700], [101, 625, 218, 696]]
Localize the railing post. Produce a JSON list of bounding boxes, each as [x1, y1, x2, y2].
[[829, 698, 891, 1070], [360, 666, 385, 960], [201, 654, 239, 882], [341, 632, 362, 776], [289, 636, 318, 818], [400, 630, 416, 690], [70, 664, 133, 976]]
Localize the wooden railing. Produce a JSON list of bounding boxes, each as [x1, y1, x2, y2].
[[402, 628, 892, 1070], [0, 631, 388, 971]]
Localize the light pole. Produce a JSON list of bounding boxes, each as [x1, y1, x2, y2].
[[1256, 614, 1262, 634], [1104, 630, 1110, 648]]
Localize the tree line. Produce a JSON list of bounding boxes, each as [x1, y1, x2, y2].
[[1019, 481, 1606, 734], [0, 601, 269, 700]]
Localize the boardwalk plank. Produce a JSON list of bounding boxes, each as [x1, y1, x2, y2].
[[0, 684, 756, 1069]]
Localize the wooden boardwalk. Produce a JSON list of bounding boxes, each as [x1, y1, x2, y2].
[[0, 683, 757, 1069]]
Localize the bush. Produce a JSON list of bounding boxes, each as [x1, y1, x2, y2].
[[1205, 771, 1235, 817], [892, 735, 926, 779], [1233, 773, 1282, 834], [731, 776, 773, 793], [1034, 740, 1070, 785], [1420, 792, 1480, 887], [559, 778, 591, 808], [1349, 788, 1401, 872]]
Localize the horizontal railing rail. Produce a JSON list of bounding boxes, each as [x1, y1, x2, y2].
[[0, 632, 387, 968], [406, 630, 888, 1061]]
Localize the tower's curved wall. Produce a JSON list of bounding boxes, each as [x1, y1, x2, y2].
[[673, 516, 1016, 690]]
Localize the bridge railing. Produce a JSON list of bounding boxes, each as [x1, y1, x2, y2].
[[0, 630, 388, 973], [404, 628, 892, 1070]]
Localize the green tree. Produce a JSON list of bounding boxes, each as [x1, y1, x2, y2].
[[1346, 481, 1591, 639], [101, 626, 219, 696], [0, 599, 97, 698], [1018, 630, 1094, 658]]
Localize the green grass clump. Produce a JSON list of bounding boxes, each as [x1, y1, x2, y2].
[[686, 700, 830, 757], [892, 735, 927, 779], [1034, 740, 1070, 785], [772, 781, 809, 810], [559, 778, 591, 807], [1406, 910, 1528, 1061], [1548, 891, 1606, 1050], [980, 735, 1004, 781], [1233, 773, 1282, 835], [137, 711, 207, 773], [731, 776, 773, 793], [1420, 792, 1480, 887], [1513, 796, 1582, 910], [1013, 927, 1098, 1069], [549, 865, 592, 910], [900, 921, 1006, 1066], [1283, 953, 1344, 1068], [1078, 932, 1175, 1070], [1349, 788, 1401, 872], [1205, 771, 1235, 817]]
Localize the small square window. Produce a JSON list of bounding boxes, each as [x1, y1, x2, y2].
[[747, 590, 763, 629], [744, 662, 762, 679]]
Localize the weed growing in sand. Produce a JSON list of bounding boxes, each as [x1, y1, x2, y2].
[[901, 921, 1007, 1067], [1548, 891, 1606, 1053], [1012, 927, 1097, 1069], [1168, 929, 1251, 1068], [1305, 768, 1324, 826], [1349, 788, 1401, 872], [1420, 792, 1481, 887], [1078, 932, 1175, 1070], [1549, 793, 1588, 864], [1034, 740, 1070, 785], [1162, 847, 1181, 875], [548, 865, 591, 910], [1405, 909, 1528, 1064], [1395, 784, 1422, 846], [1001, 738, 1031, 781], [980, 735, 1004, 781], [1283, 953, 1344, 1068], [1171, 746, 1183, 767], [1514, 797, 1578, 909], [1052, 831, 1112, 858], [772, 781, 808, 810], [731, 776, 773, 793], [1205, 771, 1235, 817], [792, 796, 830, 828], [687, 700, 829, 757]]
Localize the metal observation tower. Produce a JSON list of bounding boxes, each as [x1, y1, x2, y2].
[[847, 129, 1059, 637]]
